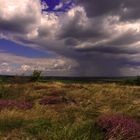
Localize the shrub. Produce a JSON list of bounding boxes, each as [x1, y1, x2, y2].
[[97, 114, 140, 140], [30, 70, 42, 82]]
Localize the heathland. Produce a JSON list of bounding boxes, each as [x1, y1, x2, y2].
[[0, 77, 140, 140]]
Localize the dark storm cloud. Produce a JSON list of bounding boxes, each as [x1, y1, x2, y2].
[[36, 0, 140, 76], [120, 0, 140, 20], [108, 31, 140, 46], [76, 45, 139, 55], [77, 0, 140, 20], [59, 10, 107, 41], [37, 27, 50, 37], [77, 0, 122, 17], [72, 52, 140, 76], [59, 21, 102, 40], [0, 16, 37, 34], [120, 8, 140, 21], [64, 38, 79, 46], [0, 0, 140, 76]]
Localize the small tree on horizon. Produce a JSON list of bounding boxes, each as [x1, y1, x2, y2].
[[30, 70, 42, 82]]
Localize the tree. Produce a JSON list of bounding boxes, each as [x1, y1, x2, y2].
[[30, 70, 42, 82]]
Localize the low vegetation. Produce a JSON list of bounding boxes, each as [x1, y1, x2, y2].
[[0, 79, 140, 140]]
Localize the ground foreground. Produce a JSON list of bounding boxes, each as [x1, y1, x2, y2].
[[0, 81, 140, 140]]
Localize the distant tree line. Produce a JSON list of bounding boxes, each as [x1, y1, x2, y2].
[[123, 76, 140, 86]]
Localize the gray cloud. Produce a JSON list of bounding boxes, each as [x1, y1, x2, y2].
[[0, 15, 37, 34], [78, 0, 140, 21], [0, 0, 40, 34], [0, 0, 140, 76], [77, 0, 122, 17], [76, 45, 139, 55], [120, 0, 140, 21]]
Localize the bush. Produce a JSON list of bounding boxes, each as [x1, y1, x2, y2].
[[30, 70, 42, 82]]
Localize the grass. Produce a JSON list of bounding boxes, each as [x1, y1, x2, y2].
[[0, 118, 24, 133], [0, 80, 139, 139]]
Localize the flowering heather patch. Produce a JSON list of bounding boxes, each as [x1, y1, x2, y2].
[[39, 96, 67, 105], [97, 114, 140, 140], [0, 99, 33, 110], [0, 99, 17, 109], [15, 101, 33, 110]]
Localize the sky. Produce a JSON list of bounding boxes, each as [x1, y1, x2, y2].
[[0, 0, 140, 76]]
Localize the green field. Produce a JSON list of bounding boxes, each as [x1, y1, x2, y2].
[[0, 80, 140, 140]]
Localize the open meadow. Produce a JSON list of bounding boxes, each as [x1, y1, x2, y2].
[[0, 79, 140, 140], [1, 0, 140, 139]]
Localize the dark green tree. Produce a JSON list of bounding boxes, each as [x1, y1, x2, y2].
[[30, 70, 42, 82]]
